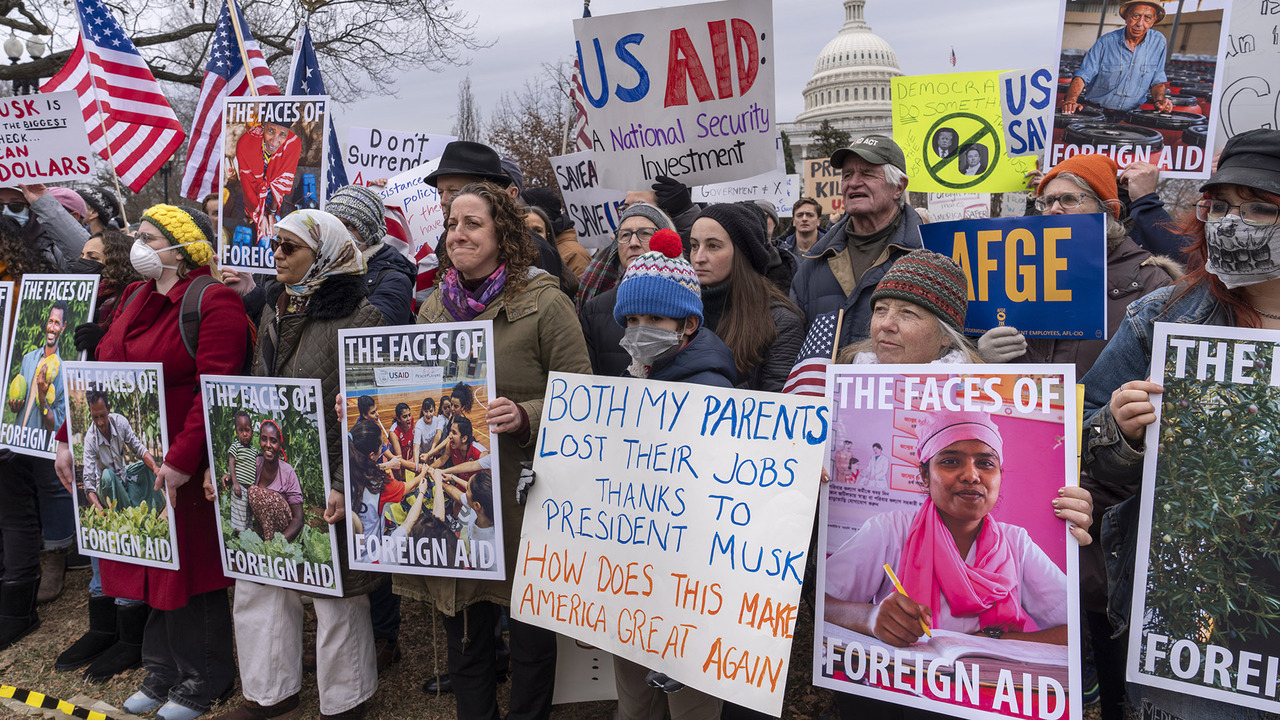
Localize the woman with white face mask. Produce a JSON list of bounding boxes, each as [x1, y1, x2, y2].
[[50, 204, 252, 720], [1082, 128, 1280, 720]]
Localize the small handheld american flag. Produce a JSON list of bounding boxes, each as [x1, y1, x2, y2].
[[782, 309, 844, 396]]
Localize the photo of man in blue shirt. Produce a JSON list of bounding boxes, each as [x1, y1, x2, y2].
[[1061, 1, 1174, 116]]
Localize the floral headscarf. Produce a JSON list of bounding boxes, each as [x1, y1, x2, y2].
[[274, 210, 365, 305]]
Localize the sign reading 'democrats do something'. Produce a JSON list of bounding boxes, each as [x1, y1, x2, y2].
[[203, 376, 343, 596], [1129, 323, 1280, 715], [573, 0, 776, 189], [815, 365, 1081, 720], [65, 362, 176, 570], [918, 214, 1108, 339], [514, 372, 829, 716], [0, 91, 93, 184]]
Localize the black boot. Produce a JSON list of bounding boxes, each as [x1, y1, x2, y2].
[[0, 579, 41, 651], [56, 595, 118, 671], [84, 602, 148, 682]]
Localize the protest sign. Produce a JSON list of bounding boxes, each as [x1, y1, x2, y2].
[[1217, 0, 1280, 156], [573, 0, 776, 188], [926, 193, 990, 223], [892, 71, 1040, 194], [553, 636, 619, 704], [918, 214, 1108, 339], [219, 95, 330, 272], [64, 362, 175, 570], [0, 91, 93, 184], [550, 150, 627, 250], [202, 376, 342, 596], [0, 280, 14, 371], [339, 321, 503, 579], [803, 157, 842, 216], [513, 372, 829, 715], [376, 157, 444, 256], [0, 275, 97, 458], [815, 364, 1081, 720], [1049, 2, 1230, 178], [694, 133, 798, 217], [344, 127, 453, 187], [1128, 323, 1280, 714], [999, 68, 1055, 158]]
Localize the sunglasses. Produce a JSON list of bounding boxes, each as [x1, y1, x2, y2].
[[269, 237, 310, 256], [2, 201, 28, 214]]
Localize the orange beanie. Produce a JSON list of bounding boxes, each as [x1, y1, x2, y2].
[[1038, 153, 1121, 217]]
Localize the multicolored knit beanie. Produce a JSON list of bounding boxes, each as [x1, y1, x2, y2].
[[613, 229, 702, 327], [327, 185, 386, 246], [869, 249, 968, 333], [140, 204, 214, 267]]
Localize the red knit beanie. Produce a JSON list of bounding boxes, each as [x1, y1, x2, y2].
[[1038, 154, 1121, 217]]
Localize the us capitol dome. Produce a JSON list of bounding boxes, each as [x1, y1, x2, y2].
[[781, 0, 902, 162]]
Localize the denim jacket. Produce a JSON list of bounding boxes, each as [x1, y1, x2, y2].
[[1079, 281, 1232, 633]]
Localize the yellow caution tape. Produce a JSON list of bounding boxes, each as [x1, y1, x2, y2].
[[0, 684, 110, 720]]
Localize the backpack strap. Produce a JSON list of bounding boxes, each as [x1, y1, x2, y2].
[[178, 274, 221, 360], [118, 283, 148, 317]]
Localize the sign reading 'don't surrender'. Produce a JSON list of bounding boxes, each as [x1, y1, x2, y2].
[[573, 0, 776, 189], [514, 372, 829, 715], [918, 214, 1108, 339]]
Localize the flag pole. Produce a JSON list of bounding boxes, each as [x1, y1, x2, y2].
[[226, 0, 259, 96], [70, 2, 129, 225], [830, 308, 845, 362]]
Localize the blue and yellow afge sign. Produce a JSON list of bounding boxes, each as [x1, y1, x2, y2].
[[919, 214, 1107, 340]]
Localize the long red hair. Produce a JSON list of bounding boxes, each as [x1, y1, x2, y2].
[[1171, 185, 1280, 327]]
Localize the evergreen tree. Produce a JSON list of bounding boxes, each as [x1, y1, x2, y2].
[[811, 120, 852, 162]]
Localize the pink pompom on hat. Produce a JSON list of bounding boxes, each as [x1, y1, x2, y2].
[[915, 410, 1003, 465]]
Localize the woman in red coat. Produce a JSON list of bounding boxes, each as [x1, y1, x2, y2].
[[55, 204, 250, 720]]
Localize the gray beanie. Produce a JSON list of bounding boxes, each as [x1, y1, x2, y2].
[[617, 202, 674, 232], [328, 185, 386, 247]]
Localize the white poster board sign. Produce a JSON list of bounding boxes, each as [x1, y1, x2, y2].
[[926, 193, 990, 223], [514, 372, 828, 716], [573, 0, 777, 188], [1217, 0, 1280, 155], [376, 157, 444, 256], [999, 67, 1054, 158], [550, 150, 628, 250], [0, 91, 93, 184], [344, 127, 454, 187]]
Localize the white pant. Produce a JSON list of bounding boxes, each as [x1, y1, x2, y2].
[[232, 580, 377, 715]]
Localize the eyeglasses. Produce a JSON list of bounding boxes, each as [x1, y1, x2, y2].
[[2, 202, 28, 214], [1195, 199, 1280, 227], [1034, 192, 1090, 212], [269, 237, 309, 256], [615, 227, 658, 245], [132, 230, 165, 245]]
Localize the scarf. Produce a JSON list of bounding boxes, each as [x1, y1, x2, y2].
[[441, 264, 507, 322], [274, 210, 366, 314], [576, 245, 621, 313], [899, 498, 1034, 633]]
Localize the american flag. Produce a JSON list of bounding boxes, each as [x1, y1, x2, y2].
[[40, 0, 186, 192], [782, 310, 843, 396], [565, 1, 593, 153], [950, 47, 957, 67], [179, 0, 280, 201], [285, 25, 348, 195]]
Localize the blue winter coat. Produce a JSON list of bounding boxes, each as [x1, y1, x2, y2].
[[647, 330, 736, 389], [364, 242, 416, 325]]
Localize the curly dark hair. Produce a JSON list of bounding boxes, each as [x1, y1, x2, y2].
[[349, 418, 389, 516], [98, 229, 142, 289], [435, 182, 537, 294], [0, 216, 54, 277], [450, 382, 475, 412]]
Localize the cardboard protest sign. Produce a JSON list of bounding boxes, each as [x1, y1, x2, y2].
[[1127, 323, 1280, 714], [219, 95, 330, 272], [1216, 0, 1280, 156], [339, 322, 503, 579], [803, 157, 842, 216], [550, 150, 627, 250], [202, 376, 342, 596], [815, 364, 1081, 720], [999, 68, 1055, 158], [1049, 2, 1230, 178], [1, 275, 97, 458], [0, 91, 93, 184], [344, 127, 454, 187], [573, 0, 776, 188], [694, 133, 798, 217], [376, 157, 444, 257], [926, 193, 990, 223], [892, 71, 1040, 194], [63, 362, 175, 569], [513, 372, 829, 715], [919, 214, 1108, 339]]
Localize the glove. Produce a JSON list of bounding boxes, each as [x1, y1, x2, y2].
[[651, 175, 693, 217], [644, 670, 685, 694], [74, 322, 106, 358], [516, 460, 536, 506], [0, 448, 14, 463], [977, 326, 1027, 364]]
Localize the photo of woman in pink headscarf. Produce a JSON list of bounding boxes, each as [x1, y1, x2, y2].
[[823, 409, 1069, 647]]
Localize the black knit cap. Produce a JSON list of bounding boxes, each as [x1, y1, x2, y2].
[[696, 203, 771, 276], [869, 249, 968, 333], [1200, 128, 1280, 196], [186, 207, 216, 244], [77, 187, 123, 230]]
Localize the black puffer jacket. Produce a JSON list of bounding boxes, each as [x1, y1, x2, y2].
[[364, 243, 416, 325], [649, 330, 736, 388], [579, 286, 629, 378]]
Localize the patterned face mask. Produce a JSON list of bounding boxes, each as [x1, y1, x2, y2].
[[1205, 215, 1280, 289]]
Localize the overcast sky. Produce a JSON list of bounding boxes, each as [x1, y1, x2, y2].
[[334, 0, 1064, 142]]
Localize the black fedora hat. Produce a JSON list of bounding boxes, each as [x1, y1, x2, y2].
[[424, 141, 512, 188]]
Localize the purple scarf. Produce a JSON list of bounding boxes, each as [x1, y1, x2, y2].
[[440, 264, 508, 321]]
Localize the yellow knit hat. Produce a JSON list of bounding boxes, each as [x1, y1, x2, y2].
[[140, 204, 214, 267]]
